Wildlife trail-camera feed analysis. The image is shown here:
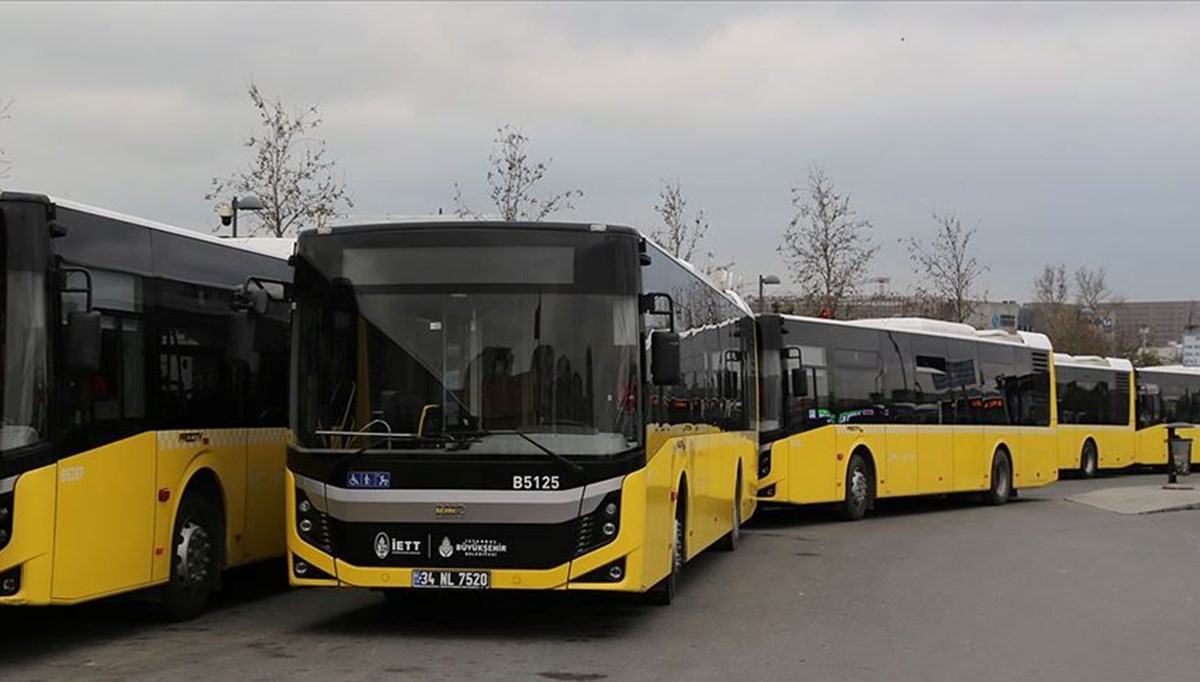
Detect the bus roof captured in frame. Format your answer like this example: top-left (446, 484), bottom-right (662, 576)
top-left (778, 314), bottom-right (1053, 351)
top-left (50, 196), bottom-right (294, 261)
top-left (1138, 365), bottom-right (1200, 377)
top-left (1053, 353), bottom-right (1134, 372)
top-left (315, 217), bottom-right (641, 238)
top-left (306, 217), bottom-right (752, 317)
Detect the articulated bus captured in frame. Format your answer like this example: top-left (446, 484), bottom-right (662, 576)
top-left (1133, 365), bottom-right (1200, 469)
top-left (0, 192), bottom-right (291, 619)
top-left (286, 220), bottom-right (757, 604)
top-left (1054, 354), bottom-right (1136, 477)
top-left (755, 315), bottom-right (1058, 520)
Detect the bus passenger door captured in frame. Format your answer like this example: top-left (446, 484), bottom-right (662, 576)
top-left (912, 339), bottom-right (953, 494)
top-left (880, 332), bottom-right (917, 496)
top-left (949, 341), bottom-right (985, 491)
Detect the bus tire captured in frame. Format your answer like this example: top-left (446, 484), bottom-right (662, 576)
top-left (647, 486), bottom-right (686, 606)
top-left (715, 468), bottom-right (742, 552)
top-left (1080, 440), bottom-right (1098, 479)
top-left (158, 493), bottom-right (220, 621)
top-left (839, 452), bottom-right (872, 521)
top-left (984, 450), bottom-right (1012, 506)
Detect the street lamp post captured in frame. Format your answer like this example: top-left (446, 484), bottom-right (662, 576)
top-left (758, 274), bottom-right (781, 313)
top-left (219, 195), bottom-right (266, 238)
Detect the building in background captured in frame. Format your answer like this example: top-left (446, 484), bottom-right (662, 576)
top-left (1112, 300), bottom-right (1200, 350)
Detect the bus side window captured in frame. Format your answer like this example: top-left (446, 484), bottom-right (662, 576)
top-left (60, 268), bottom-right (147, 447)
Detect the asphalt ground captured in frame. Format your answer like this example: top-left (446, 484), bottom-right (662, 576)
top-left (2, 471), bottom-right (1198, 682)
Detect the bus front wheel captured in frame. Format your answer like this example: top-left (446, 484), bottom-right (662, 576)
top-left (647, 496), bottom-right (685, 606)
top-left (158, 493), bottom-right (220, 620)
top-left (839, 453), bottom-right (872, 521)
top-left (715, 469), bottom-right (742, 552)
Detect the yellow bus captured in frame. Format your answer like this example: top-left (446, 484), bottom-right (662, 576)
top-left (285, 220), bottom-right (757, 604)
top-left (1133, 365), bottom-right (1200, 468)
top-left (0, 192), bottom-right (291, 619)
top-left (1054, 354), bottom-right (1136, 477)
top-left (755, 315), bottom-right (1058, 519)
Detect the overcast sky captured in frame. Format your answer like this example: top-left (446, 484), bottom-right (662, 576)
top-left (2, 2), bottom-right (1197, 300)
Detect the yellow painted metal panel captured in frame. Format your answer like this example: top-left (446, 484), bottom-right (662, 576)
top-left (243, 427), bottom-right (288, 562)
top-left (0, 465), bottom-right (57, 606)
top-left (51, 433), bottom-right (156, 601)
top-left (917, 427), bottom-right (954, 493)
top-left (152, 429), bottom-right (248, 581)
top-left (786, 427), bottom-right (840, 504)
top-left (953, 428), bottom-right (986, 492)
top-left (882, 424), bottom-right (918, 497)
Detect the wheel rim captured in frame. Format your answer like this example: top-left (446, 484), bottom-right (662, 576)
top-left (849, 466), bottom-right (868, 509)
top-left (175, 518), bottom-right (213, 591)
top-left (996, 460), bottom-right (1010, 497)
top-left (1084, 448), bottom-right (1097, 476)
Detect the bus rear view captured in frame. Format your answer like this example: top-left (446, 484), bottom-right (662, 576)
top-left (285, 220), bottom-right (755, 603)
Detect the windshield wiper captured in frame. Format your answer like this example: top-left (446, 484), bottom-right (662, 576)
top-left (446, 428), bottom-right (583, 473)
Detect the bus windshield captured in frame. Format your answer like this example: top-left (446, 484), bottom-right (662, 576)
top-left (0, 206), bottom-right (50, 454)
top-left (293, 227), bottom-right (643, 457)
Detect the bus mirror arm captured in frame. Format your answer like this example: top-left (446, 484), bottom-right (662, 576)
top-left (57, 267), bottom-right (94, 312)
top-left (232, 276), bottom-right (292, 316)
top-left (640, 292), bottom-right (676, 333)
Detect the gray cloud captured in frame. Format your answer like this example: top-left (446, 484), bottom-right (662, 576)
top-left (1, 1), bottom-right (1197, 300)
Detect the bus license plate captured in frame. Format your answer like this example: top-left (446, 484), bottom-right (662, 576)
top-left (411, 570), bottom-right (491, 589)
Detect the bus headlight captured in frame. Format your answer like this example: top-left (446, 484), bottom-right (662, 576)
top-left (0, 567), bottom-right (20, 596)
top-left (0, 489), bottom-right (13, 551)
top-left (575, 491), bottom-right (621, 557)
top-left (295, 489), bottom-right (333, 554)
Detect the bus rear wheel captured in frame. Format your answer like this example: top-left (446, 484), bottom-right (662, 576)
top-left (158, 493), bottom-right (220, 621)
top-left (1080, 441), bottom-right (1098, 479)
top-left (839, 453), bottom-right (872, 521)
top-left (984, 451), bottom-right (1012, 506)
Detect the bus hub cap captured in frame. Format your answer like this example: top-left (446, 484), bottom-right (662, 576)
top-left (850, 468), bottom-right (868, 506)
top-left (176, 520), bottom-right (212, 587)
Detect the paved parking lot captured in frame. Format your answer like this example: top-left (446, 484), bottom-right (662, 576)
top-left (3, 473), bottom-right (1198, 682)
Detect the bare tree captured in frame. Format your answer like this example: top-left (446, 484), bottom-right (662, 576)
top-left (0, 98), bottom-right (12, 179)
top-left (1075, 265), bottom-right (1125, 355)
top-left (207, 82), bottom-right (352, 237)
top-left (1033, 263), bottom-right (1072, 346)
top-left (1032, 263), bottom-right (1112, 355)
top-left (453, 125), bottom-right (581, 221)
top-left (778, 166), bottom-right (878, 319)
top-left (903, 211), bottom-right (990, 323)
top-left (650, 179), bottom-right (709, 261)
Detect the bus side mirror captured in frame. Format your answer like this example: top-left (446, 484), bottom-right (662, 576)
top-left (66, 310), bottom-right (102, 373)
top-left (227, 313), bottom-right (256, 365)
top-left (232, 285), bottom-right (270, 317)
top-left (791, 368), bottom-right (809, 397)
top-left (651, 331), bottom-right (682, 386)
